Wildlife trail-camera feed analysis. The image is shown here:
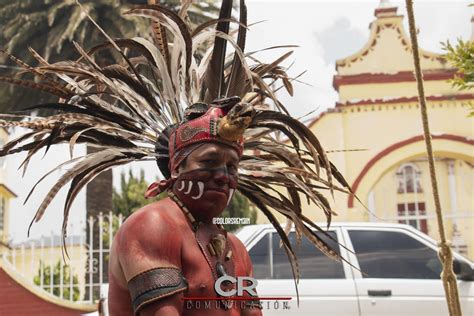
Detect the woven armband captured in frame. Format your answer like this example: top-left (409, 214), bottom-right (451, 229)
top-left (127, 267), bottom-right (188, 315)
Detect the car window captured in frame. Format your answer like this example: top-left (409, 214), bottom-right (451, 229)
top-left (248, 230), bottom-right (345, 279)
top-left (348, 230), bottom-right (442, 279)
top-left (249, 233), bottom-right (271, 279)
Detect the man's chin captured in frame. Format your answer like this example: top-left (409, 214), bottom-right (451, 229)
top-left (193, 193), bottom-right (228, 220)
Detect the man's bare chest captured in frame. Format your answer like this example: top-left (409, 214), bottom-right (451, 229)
top-left (182, 240), bottom-right (216, 296)
top-left (182, 241), bottom-right (249, 315)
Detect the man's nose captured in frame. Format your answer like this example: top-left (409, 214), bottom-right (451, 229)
top-left (212, 167), bottom-right (230, 184)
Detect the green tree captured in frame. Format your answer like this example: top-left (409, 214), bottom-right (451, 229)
top-left (0, 0), bottom-right (148, 112)
top-left (33, 260), bottom-right (80, 301)
top-left (443, 39), bottom-right (474, 116)
top-left (104, 169), bottom-right (164, 247)
top-left (112, 169), bottom-right (165, 218)
top-left (0, 0), bottom-right (221, 111)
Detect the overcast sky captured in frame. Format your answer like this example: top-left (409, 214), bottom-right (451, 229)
top-left (5, 0), bottom-right (472, 243)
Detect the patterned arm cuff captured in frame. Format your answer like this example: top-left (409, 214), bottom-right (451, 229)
top-left (127, 267), bottom-right (188, 315)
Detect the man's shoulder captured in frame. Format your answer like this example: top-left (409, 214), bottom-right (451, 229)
top-left (117, 197), bottom-right (186, 244)
top-left (113, 197), bottom-right (187, 280)
top-left (227, 231), bottom-right (252, 274)
top-left (227, 232), bottom-right (247, 252)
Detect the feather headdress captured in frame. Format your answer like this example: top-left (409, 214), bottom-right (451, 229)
top-left (0, 0), bottom-right (355, 295)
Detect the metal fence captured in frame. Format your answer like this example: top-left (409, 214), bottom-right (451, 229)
top-left (2, 212), bottom-right (124, 304)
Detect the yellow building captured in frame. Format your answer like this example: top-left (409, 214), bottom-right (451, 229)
top-left (258, 3), bottom-right (474, 260)
top-left (7, 236), bottom-right (90, 301)
top-left (0, 127), bottom-right (17, 254)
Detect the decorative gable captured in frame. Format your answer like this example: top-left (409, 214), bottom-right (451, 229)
top-left (332, 3), bottom-right (463, 103)
top-left (336, 6), bottom-right (448, 76)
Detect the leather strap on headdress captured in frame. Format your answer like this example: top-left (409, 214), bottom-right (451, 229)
top-left (144, 178), bottom-right (175, 199)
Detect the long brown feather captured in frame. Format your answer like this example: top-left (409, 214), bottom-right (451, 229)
top-left (202, 0), bottom-right (233, 102)
top-left (0, 77), bottom-right (70, 98)
top-left (238, 182), bottom-right (301, 305)
top-left (124, 5), bottom-right (193, 74)
top-left (147, 0), bottom-right (171, 71)
top-left (191, 18), bottom-right (244, 37)
top-left (225, 0), bottom-right (247, 97)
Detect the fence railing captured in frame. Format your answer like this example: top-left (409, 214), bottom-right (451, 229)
top-left (2, 212), bottom-right (124, 304)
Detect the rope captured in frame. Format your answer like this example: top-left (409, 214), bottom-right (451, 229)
top-left (405, 1), bottom-right (462, 315)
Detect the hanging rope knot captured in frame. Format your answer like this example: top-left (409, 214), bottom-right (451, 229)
top-left (437, 240), bottom-right (460, 315)
top-left (438, 241), bottom-right (455, 281)
top-left (438, 240), bottom-right (453, 261)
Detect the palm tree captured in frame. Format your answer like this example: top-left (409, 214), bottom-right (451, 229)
top-left (0, 0), bottom-right (220, 210)
top-left (0, 0), bottom-right (220, 112)
top-left (0, 0), bottom-right (219, 301)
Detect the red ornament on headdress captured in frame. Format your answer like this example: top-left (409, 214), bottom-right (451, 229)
top-left (145, 98), bottom-right (254, 198)
top-left (168, 106), bottom-right (244, 173)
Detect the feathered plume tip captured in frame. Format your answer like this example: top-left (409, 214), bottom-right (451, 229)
top-left (0, 0), bottom-right (356, 293)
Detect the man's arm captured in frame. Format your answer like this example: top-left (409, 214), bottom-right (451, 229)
top-left (116, 203), bottom-right (186, 315)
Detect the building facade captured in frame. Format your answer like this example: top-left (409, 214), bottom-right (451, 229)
top-left (0, 127), bottom-right (16, 254)
top-left (257, 3), bottom-right (474, 260)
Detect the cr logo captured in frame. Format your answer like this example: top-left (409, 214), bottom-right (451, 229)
top-left (214, 276), bottom-right (258, 297)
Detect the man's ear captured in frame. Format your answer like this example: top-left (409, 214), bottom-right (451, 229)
top-left (171, 168), bottom-right (179, 179)
top-left (171, 162), bottom-right (184, 179)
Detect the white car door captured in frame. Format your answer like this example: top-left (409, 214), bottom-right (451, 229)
top-left (342, 226), bottom-right (474, 316)
top-left (244, 227), bottom-right (359, 316)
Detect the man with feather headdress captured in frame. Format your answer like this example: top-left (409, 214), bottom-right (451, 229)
top-left (107, 98), bottom-right (264, 315)
top-left (0, 0), bottom-right (354, 315)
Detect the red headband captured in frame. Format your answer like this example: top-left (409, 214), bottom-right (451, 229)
top-left (168, 106), bottom-right (244, 173)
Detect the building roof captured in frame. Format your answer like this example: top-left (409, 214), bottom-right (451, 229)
top-left (0, 183), bottom-right (17, 198)
top-left (335, 3), bottom-right (447, 76)
top-left (303, 2), bottom-right (473, 130)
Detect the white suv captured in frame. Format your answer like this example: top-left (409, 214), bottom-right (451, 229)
top-left (236, 222), bottom-right (474, 316)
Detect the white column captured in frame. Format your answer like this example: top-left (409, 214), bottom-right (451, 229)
top-left (447, 160), bottom-right (458, 226)
top-left (447, 159), bottom-right (467, 255)
top-left (368, 190), bottom-right (376, 222)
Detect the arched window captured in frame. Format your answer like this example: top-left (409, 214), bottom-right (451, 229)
top-left (396, 163), bottom-right (427, 233)
top-left (396, 163), bottom-right (422, 193)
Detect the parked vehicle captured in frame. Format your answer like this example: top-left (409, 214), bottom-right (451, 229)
top-left (236, 222), bottom-right (474, 316)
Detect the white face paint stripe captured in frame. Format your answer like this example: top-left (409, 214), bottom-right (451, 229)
top-left (191, 181), bottom-right (204, 200)
top-left (177, 181), bottom-right (185, 191)
top-left (184, 181), bottom-right (193, 195)
top-left (227, 188), bottom-right (235, 206)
